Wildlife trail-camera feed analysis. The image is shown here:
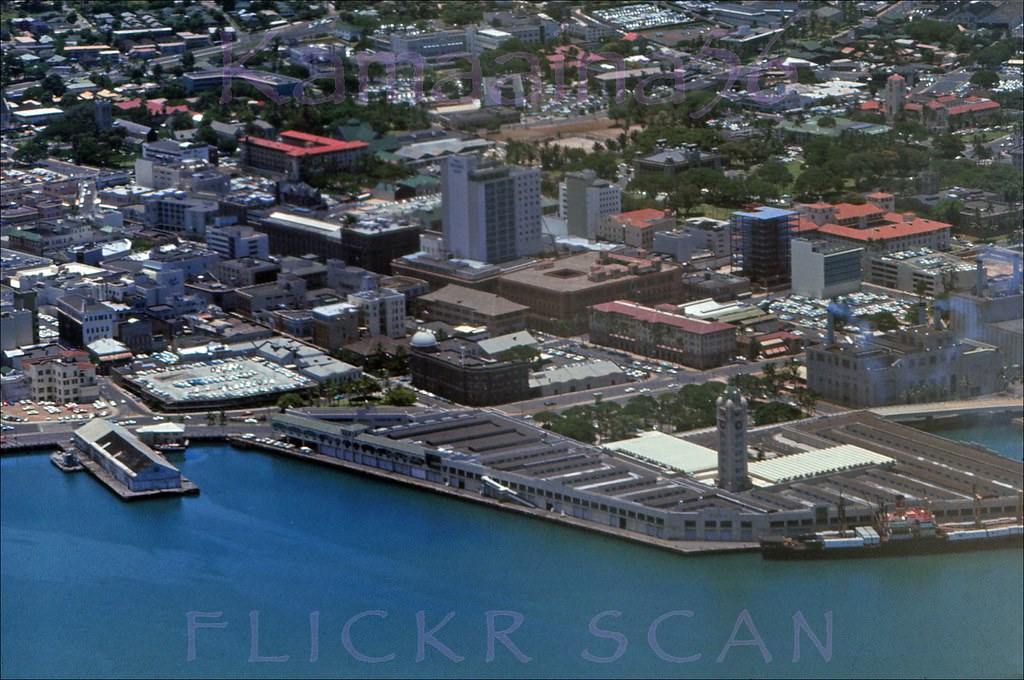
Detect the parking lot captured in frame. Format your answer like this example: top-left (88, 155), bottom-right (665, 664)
top-left (538, 338), bottom-right (686, 381)
top-left (767, 291), bottom-right (917, 336)
top-left (122, 355), bottom-right (316, 406)
top-left (1, 398), bottom-right (120, 427)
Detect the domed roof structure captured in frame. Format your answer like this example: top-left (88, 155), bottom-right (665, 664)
top-left (410, 329), bottom-right (438, 350)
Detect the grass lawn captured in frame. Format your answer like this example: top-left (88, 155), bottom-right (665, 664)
top-left (694, 203), bottom-right (734, 220)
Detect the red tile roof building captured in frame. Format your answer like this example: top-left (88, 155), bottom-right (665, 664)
top-left (240, 130), bottom-right (369, 180)
top-left (598, 208), bottom-right (675, 249)
top-left (588, 300), bottom-right (736, 369)
top-left (796, 197), bottom-right (951, 254)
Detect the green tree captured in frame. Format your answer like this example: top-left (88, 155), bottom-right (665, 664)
top-left (932, 133), bottom-right (965, 160)
top-left (276, 392), bottom-right (303, 412)
top-left (382, 386), bottom-right (417, 406)
top-left (969, 70), bottom-right (1000, 89)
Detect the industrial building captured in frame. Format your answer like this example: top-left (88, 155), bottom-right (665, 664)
top-left (73, 419), bottom-right (184, 493)
top-left (529, 359), bottom-right (628, 397)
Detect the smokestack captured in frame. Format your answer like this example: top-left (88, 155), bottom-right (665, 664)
top-left (975, 258), bottom-right (986, 296)
top-left (826, 308), bottom-right (835, 347)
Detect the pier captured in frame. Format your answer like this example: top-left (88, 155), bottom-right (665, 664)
top-left (868, 396), bottom-right (1024, 422)
top-left (227, 435), bottom-right (758, 557)
top-left (75, 454), bottom-right (199, 501)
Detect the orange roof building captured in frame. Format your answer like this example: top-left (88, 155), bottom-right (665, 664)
top-left (239, 130), bottom-right (369, 180)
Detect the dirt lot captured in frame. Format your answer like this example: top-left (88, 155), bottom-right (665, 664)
top-left (485, 116), bottom-right (640, 144)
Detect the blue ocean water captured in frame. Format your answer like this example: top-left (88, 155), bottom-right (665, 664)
top-left (2, 424), bottom-right (1022, 679)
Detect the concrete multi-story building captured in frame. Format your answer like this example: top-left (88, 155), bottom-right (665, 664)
top-left (347, 288), bottom-right (406, 339)
top-left (790, 238), bottom-right (863, 299)
top-left (140, 139), bottom-right (213, 164)
top-left (56, 295), bottom-right (116, 348)
top-left (6, 220), bottom-right (99, 257)
top-left (806, 325), bottom-right (1003, 407)
top-left (240, 130), bottom-right (369, 181)
top-left (0, 307), bottom-right (35, 351)
top-left (143, 193), bottom-right (224, 238)
top-left (259, 211), bottom-right (420, 274)
top-left (205, 225), bottom-right (270, 260)
top-left (409, 331), bottom-right (530, 406)
top-left (559, 170), bottom-right (621, 240)
top-left (311, 301), bottom-right (361, 351)
top-left (417, 284), bottom-right (528, 336)
top-left (371, 27), bottom-right (468, 61)
top-left (498, 251), bottom-right (683, 335)
top-left (589, 300), bottom-right (736, 369)
top-left (868, 248), bottom-right (977, 297)
top-left (215, 258), bottom-right (280, 288)
top-left (732, 206), bottom-right (798, 286)
top-left (684, 217), bottom-right (732, 258)
top-left (598, 209), bottom-right (675, 250)
top-left (24, 349), bottom-right (100, 404)
top-left (441, 154), bottom-right (542, 264)
top-left (234, 276), bottom-right (307, 317)
top-left (652, 229), bottom-right (699, 264)
top-left (182, 69), bottom-right (302, 97)
top-left (134, 158), bottom-right (228, 194)
top-left (948, 265), bottom-right (1023, 365)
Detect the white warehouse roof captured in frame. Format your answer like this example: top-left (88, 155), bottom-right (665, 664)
top-left (749, 444), bottom-right (895, 485)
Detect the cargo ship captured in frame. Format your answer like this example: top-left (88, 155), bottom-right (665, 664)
top-left (761, 498), bottom-right (1024, 560)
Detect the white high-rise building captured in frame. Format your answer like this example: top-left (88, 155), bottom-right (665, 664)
top-left (559, 169), bottom-right (621, 240)
top-left (347, 288), bottom-right (406, 339)
top-left (441, 154), bottom-right (542, 264)
top-left (717, 385), bottom-right (751, 492)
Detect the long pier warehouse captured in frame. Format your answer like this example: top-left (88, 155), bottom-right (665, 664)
top-left (270, 407), bottom-right (1023, 544)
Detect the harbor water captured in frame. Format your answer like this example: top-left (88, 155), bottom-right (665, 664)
top-left (2, 421), bottom-right (1022, 679)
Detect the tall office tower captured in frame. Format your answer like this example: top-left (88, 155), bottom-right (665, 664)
top-left (441, 154), bottom-right (542, 264)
